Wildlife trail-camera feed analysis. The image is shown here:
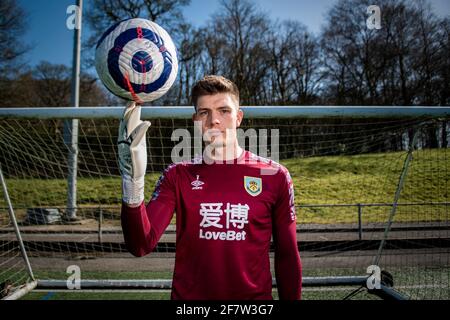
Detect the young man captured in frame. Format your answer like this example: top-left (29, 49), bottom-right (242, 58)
top-left (118, 75), bottom-right (302, 300)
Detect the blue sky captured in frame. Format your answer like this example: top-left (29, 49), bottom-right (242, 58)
top-left (17, 0), bottom-right (450, 70)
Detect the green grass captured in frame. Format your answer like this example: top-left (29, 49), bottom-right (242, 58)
top-left (32, 270), bottom-right (173, 280)
top-left (22, 289), bottom-right (372, 300)
top-left (286, 148), bottom-right (449, 223)
top-left (2, 148), bottom-right (448, 224)
top-left (0, 174), bottom-right (161, 208)
top-left (23, 291), bottom-right (172, 300)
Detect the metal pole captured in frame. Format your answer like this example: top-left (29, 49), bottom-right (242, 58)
top-left (64, 0), bottom-right (82, 220)
top-left (1, 106), bottom-right (450, 120)
top-left (37, 276), bottom-right (369, 290)
top-left (98, 208), bottom-right (103, 244)
top-left (0, 166), bottom-right (35, 281)
top-left (368, 284), bottom-right (410, 300)
top-left (357, 203), bottom-right (362, 240)
top-left (373, 127), bottom-right (421, 266)
top-left (3, 280), bottom-right (38, 300)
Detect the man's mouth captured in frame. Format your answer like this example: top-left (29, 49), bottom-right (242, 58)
top-left (206, 129), bottom-right (223, 137)
top-left (204, 129), bottom-right (225, 143)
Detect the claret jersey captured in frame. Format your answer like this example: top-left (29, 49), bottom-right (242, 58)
top-left (121, 150), bottom-right (302, 300)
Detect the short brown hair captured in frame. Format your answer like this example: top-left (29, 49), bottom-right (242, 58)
top-left (191, 75), bottom-right (239, 108)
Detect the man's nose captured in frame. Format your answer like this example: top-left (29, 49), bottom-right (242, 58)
top-left (208, 112), bottom-right (220, 126)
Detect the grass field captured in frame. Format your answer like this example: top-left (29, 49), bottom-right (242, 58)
top-left (2, 148), bottom-right (448, 224)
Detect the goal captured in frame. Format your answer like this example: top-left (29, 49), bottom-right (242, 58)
top-left (0, 106), bottom-right (449, 300)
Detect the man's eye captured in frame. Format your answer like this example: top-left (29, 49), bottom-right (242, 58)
top-left (198, 111), bottom-right (208, 116)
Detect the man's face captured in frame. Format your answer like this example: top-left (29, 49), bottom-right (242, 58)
top-left (193, 93), bottom-right (243, 147)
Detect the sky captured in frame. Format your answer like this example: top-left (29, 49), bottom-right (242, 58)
top-left (17, 0), bottom-right (450, 71)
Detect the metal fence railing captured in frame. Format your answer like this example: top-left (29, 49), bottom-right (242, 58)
top-left (2, 202), bottom-right (448, 242)
top-left (299, 202), bottom-right (450, 239)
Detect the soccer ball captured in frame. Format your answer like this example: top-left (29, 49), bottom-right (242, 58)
top-left (95, 18), bottom-right (178, 103)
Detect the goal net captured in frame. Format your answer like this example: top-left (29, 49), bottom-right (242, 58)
top-left (0, 106), bottom-right (448, 300)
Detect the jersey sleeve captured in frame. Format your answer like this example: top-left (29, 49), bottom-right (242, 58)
top-left (272, 166), bottom-right (302, 300)
top-left (121, 164), bottom-right (177, 257)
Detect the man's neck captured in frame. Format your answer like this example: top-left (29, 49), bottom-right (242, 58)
top-left (204, 143), bottom-right (244, 163)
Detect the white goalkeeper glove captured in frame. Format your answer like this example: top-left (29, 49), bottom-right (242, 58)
top-left (118, 102), bottom-right (151, 206)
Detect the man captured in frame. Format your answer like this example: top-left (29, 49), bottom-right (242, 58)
top-left (119, 75), bottom-right (302, 300)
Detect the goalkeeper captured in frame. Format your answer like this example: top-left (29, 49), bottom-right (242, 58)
top-left (119, 75), bottom-right (302, 300)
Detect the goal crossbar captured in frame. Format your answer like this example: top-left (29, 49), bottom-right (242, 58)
top-left (35, 276), bottom-right (409, 300)
top-left (36, 276), bottom-right (369, 290)
top-left (0, 106), bottom-right (449, 119)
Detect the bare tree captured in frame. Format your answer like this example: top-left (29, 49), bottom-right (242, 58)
top-left (0, 0), bottom-right (29, 74)
top-left (320, 0), bottom-right (448, 107)
top-left (33, 62), bottom-right (72, 107)
top-left (85, 0), bottom-right (189, 37)
top-left (0, 0), bottom-right (31, 106)
top-left (438, 17), bottom-right (450, 107)
top-left (409, 0), bottom-right (448, 106)
top-left (32, 62), bottom-right (110, 107)
top-left (201, 0), bottom-right (271, 105)
top-left (321, 0), bottom-right (382, 105)
top-left (175, 23), bottom-right (203, 105)
top-left (265, 21), bottom-right (295, 105)
top-left (267, 21), bottom-right (322, 105)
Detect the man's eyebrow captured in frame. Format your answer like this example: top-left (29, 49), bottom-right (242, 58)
top-left (196, 105), bottom-right (233, 111)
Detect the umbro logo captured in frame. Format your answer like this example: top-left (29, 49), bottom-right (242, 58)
top-left (191, 175), bottom-right (204, 190)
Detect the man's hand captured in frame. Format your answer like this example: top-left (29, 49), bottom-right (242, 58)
top-left (118, 102), bottom-right (151, 206)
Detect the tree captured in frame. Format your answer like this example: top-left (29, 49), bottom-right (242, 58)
top-left (320, 0), bottom-right (387, 105)
top-left (320, 0), bottom-right (449, 107)
top-left (266, 20), bottom-right (322, 105)
top-left (0, 0), bottom-right (29, 75)
top-left (201, 0), bottom-right (271, 105)
top-left (33, 62), bottom-right (72, 107)
top-left (85, 0), bottom-right (190, 32)
top-left (437, 17), bottom-right (450, 107)
top-left (174, 23), bottom-right (203, 105)
top-left (0, 0), bottom-right (31, 106)
top-left (0, 60), bottom-right (112, 108)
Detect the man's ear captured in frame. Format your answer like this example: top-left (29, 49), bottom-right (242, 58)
top-left (192, 112), bottom-right (197, 122)
top-left (236, 109), bottom-right (244, 127)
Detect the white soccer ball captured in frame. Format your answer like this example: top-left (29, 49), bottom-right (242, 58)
top-left (95, 18), bottom-right (178, 103)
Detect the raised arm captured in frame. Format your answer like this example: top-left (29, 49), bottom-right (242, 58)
top-left (120, 180), bottom-right (176, 257)
top-left (118, 102), bottom-right (175, 257)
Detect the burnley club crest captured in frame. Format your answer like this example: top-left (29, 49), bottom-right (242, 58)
top-left (244, 176), bottom-right (262, 197)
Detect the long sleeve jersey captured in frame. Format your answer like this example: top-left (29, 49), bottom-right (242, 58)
top-left (121, 150), bottom-right (302, 300)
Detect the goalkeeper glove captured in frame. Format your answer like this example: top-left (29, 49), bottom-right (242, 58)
top-left (118, 102), bottom-right (151, 205)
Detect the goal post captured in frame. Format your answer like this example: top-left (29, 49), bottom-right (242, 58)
top-left (0, 106), bottom-right (449, 300)
top-left (1, 106), bottom-right (449, 119)
top-left (0, 165), bottom-right (36, 300)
